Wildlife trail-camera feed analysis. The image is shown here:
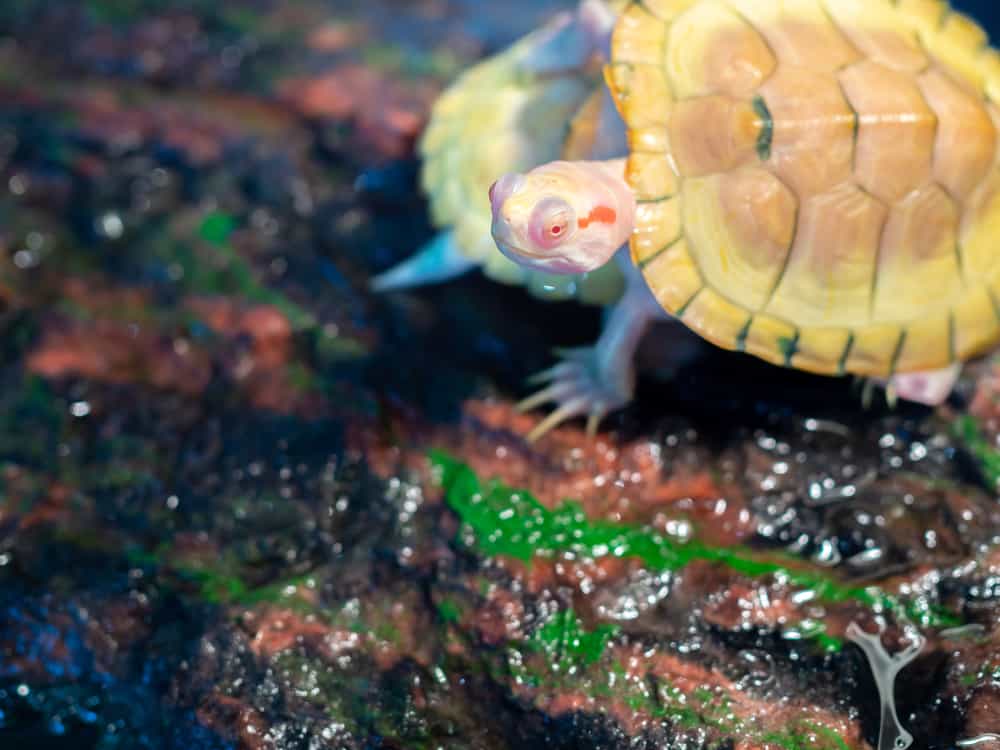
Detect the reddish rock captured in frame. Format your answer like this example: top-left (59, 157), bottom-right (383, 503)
top-left (278, 64), bottom-right (435, 159)
top-left (0, 602), bottom-right (83, 684)
top-left (28, 317), bottom-right (213, 396)
top-left (242, 608), bottom-right (351, 660)
top-left (195, 692), bottom-right (269, 750)
top-left (702, 581), bottom-right (803, 631)
top-left (81, 596), bottom-right (154, 675)
top-left (307, 22), bottom-right (366, 53)
top-left (186, 298), bottom-right (293, 368)
top-left (964, 685), bottom-right (1000, 741)
top-left (470, 586), bottom-right (527, 645)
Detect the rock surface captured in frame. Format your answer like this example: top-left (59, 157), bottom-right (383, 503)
top-left (0, 1), bottom-right (999, 749)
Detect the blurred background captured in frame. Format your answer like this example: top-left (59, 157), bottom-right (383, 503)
top-left (2, 2), bottom-right (1000, 749)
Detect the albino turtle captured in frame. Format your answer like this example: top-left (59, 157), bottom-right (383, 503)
top-left (374, 0), bottom-right (697, 440)
top-left (372, 0), bottom-right (628, 307)
top-left (492, 0), bottom-right (1000, 436)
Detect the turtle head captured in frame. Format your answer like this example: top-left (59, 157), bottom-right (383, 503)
top-left (489, 161), bottom-right (633, 275)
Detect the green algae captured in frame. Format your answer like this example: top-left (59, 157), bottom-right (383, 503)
top-left (125, 541), bottom-right (322, 611)
top-left (763, 722), bottom-right (853, 750)
top-left (144, 211), bottom-right (320, 332)
top-left (955, 414), bottom-right (1000, 488)
top-left (507, 624), bottom-right (853, 750)
top-left (528, 609), bottom-right (619, 673)
top-left (198, 211), bottom-right (237, 246)
top-left (189, 213), bottom-right (367, 360)
top-left (432, 451), bottom-right (962, 651)
top-left (0, 377), bottom-right (70, 471)
top-left (194, 212), bottom-right (317, 331)
top-left (503, 612), bottom-right (618, 690)
top-left (960, 661), bottom-right (1000, 688)
top-left (437, 598), bottom-right (461, 624)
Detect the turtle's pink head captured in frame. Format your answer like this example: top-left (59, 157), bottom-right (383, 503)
top-left (489, 160), bottom-right (634, 274)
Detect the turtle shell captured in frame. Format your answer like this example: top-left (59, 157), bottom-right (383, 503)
top-left (608, 0), bottom-right (1000, 376)
top-left (420, 12), bottom-right (626, 305)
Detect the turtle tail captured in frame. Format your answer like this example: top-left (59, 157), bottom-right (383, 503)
top-left (369, 231), bottom-right (476, 293)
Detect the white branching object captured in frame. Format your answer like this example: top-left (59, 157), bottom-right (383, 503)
top-left (846, 622), bottom-right (926, 750)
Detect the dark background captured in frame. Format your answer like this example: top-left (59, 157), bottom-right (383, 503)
top-left (957, 0), bottom-right (1000, 30)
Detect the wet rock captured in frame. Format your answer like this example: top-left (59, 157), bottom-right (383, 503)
top-left (279, 64), bottom-right (436, 161)
top-left (0, 0), bottom-right (999, 748)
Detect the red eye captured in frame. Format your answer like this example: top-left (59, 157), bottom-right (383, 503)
top-left (529, 198), bottom-right (575, 249)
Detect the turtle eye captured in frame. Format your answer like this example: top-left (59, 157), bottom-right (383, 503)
top-left (529, 197), bottom-right (575, 250)
top-left (546, 218), bottom-right (568, 239)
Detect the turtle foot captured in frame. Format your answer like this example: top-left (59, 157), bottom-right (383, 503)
top-left (517, 347), bottom-right (633, 442)
top-left (863, 363), bottom-right (962, 408)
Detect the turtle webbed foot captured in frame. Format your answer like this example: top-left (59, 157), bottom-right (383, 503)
top-left (517, 346), bottom-right (633, 442)
top-left (888, 363), bottom-right (962, 406)
top-left (863, 363), bottom-right (962, 408)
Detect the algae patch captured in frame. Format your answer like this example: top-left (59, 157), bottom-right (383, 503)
top-left (195, 212), bottom-right (316, 331)
top-left (955, 415), bottom-right (1000, 488)
top-left (431, 450), bottom-right (962, 649)
top-left (529, 609), bottom-right (619, 673)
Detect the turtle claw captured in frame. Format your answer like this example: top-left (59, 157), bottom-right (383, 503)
top-left (519, 346), bottom-right (632, 442)
top-left (516, 382), bottom-right (574, 413)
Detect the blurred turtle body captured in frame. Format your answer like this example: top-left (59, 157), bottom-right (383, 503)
top-left (372, 0), bottom-right (628, 305)
top-left (492, 0), bottom-right (1000, 435)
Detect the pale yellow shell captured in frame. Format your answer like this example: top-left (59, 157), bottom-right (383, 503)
top-left (420, 15), bottom-right (626, 305)
top-left (609, 0), bottom-right (1000, 376)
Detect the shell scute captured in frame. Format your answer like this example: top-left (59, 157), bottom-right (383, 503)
top-left (843, 324), bottom-right (904, 377)
top-left (839, 61), bottom-right (937, 203)
top-left (681, 168), bottom-right (797, 311)
top-left (895, 0), bottom-right (948, 39)
top-left (822, 0), bottom-right (929, 73)
top-left (959, 170), bottom-right (1000, 282)
top-left (606, 63), bottom-right (673, 127)
top-left (613, 4), bottom-right (667, 65)
top-left (680, 288), bottom-right (751, 350)
top-left (766, 182), bottom-right (887, 328)
top-left (727, 0), bottom-right (861, 73)
top-left (628, 150), bottom-right (678, 200)
top-left (666, 1), bottom-right (776, 99)
top-left (873, 184), bottom-right (962, 324)
top-left (632, 199), bottom-right (683, 264)
top-left (921, 11), bottom-right (990, 90)
top-left (918, 68), bottom-right (997, 200)
top-left (642, 238), bottom-right (704, 311)
top-left (954, 287), bottom-right (1000, 360)
top-left (793, 327), bottom-right (854, 373)
top-left (668, 96), bottom-right (762, 176)
top-left (742, 315), bottom-right (799, 369)
top-left (895, 315), bottom-right (951, 373)
top-left (757, 69), bottom-right (856, 197)
top-left (641, 0), bottom-right (702, 23)
top-left (628, 125), bottom-right (671, 154)
top-left (981, 48), bottom-right (1000, 103)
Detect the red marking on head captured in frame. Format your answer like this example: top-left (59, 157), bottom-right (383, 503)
top-left (577, 205), bottom-right (617, 229)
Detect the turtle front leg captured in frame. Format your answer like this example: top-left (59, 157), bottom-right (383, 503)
top-left (518, 254), bottom-right (665, 441)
